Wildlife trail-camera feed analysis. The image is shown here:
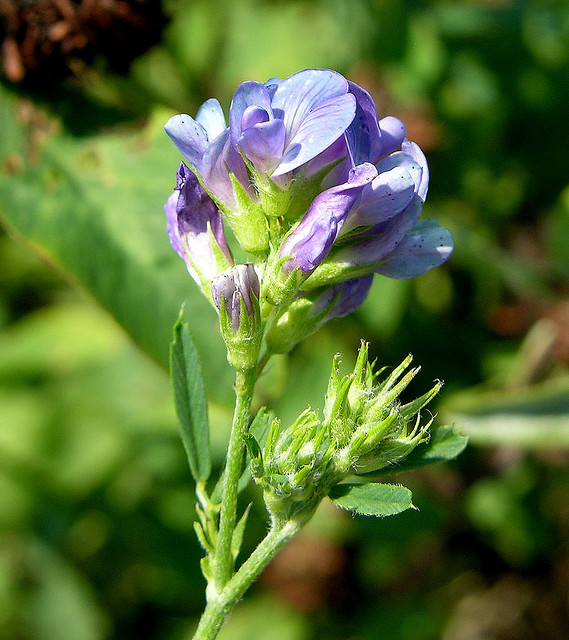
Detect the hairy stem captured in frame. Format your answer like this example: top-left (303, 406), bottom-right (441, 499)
top-left (192, 519), bottom-right (302, 640)
top-left (211, 368), bottom-right (257, 594)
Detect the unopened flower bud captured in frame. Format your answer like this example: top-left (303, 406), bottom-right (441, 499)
top-left (211, 264), bottom-right (262, 370)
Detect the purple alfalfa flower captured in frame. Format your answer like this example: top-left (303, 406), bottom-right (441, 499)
top-left (164, 100), bottom-right (252, 209)
top-left (276, 136), bottom-right (430, 279)
top-left (229, 69), bottom-right (357, 181)
top-left (165, 163), bottom-right (233, 289)
top-left (330, 201), bottom-right (453, 281)
top-left (313, 81), bottom-right (407, 187)
top-left (287, 128), bottom-right (451, 286)
top-left (327, 141), bottom-right (453, 280)
top-left (278, 163), bottom-right (378, 274)
top-left (211, 264), bottom-right (262, 370)
top-left (338, 139), bottom-right (429, 236)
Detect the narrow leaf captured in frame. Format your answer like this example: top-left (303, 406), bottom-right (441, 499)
top-left (231, 503), bottom-right (252, 561)
top-left (329, 482), bottom-right (415, 517)
top-left (170, 308), bottom-right (211, 481)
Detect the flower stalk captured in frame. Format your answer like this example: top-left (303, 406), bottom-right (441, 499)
top-left (211, 367), bottom-right (257, 596)
top-left (162, 68), bottom-right (464, 640)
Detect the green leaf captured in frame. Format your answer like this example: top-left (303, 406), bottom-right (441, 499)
top-left (442, 376), bottom-right (569, 448)
top-left (231, 503), bottom-right (252, 562)
top-left (328, 482), bottom-right (415, 517)
top-left (170, 309), bottom-right (211, 481)
top-left (0, 87), bottom-right (232, 401)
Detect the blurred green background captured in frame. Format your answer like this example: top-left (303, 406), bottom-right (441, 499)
top-left (1, 0), bottom-right (569, 638)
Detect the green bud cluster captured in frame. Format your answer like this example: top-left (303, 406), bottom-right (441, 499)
top-left (246, 342), bottom-right (442, 524)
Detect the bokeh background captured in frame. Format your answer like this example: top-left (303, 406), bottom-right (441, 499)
top-left (1, 0), bottom-right (569, 638)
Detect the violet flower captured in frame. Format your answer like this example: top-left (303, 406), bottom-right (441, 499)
top-left (165, 163), bottom-right (233, 289)
top-left (164, 69), bottom-right (453, 340)
top-left (276, 82), bottom-right (452, 290)
top-left (279, 163), bottom-right (377, 274)
top-left (164, 100), bottom-right (252, 209)
top-left (229, 69), bottom-right (356, 181)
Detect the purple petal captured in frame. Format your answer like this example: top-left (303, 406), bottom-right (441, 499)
top-left (326, 276), bottom-right (374, 319)
top-left (302, 135), bottom-right (349, 181)
top-left (212, 264), bottom-right (260, 330)
top-left (201, 129), bottom-right (253, 207)
top-left (334, 195), bottom-right (424, 266)
top-left (280, 215), bottom-right (338, 275)
top-left (401, 140), bottom-right (429, 201)
top-left (164, 114), bottom-right (209, 170)
top-left (241, 105), bottom-right (271, 129)
top-left (264, 77), bottom-right (282, 99)
top-left (280, 163), bottom-right (377, 273)
top-left (165, 189), bottom-right (185, 260)
top-left (375, 220), bottom-right (453, 279)
top-left (237, 118), bottom-right (286, 174)
top-left (271, 69), bottom-right (356, 176)
top-left (196, 98), bottom-right (227, 141)
top-left (229, 81), bottom-right (273, 144)
top-left (343, 166), bottom-right (416, 232)
top-left (345, 81), bottom-right (383, 166)
top-left (376, 146), bottom-right (429, 203)
top-left (176, 169), bottom-right (233, 276)
top-left (378, 116), bottom-right (406, 157)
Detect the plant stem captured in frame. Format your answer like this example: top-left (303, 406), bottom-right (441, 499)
top-left (212, 367), bottom-right (257, 594)
top-left (192, 519), bottom-right (302, 640)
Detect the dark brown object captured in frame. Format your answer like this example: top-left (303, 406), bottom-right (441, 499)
top-left (0, 0), bottom-right (166, 86)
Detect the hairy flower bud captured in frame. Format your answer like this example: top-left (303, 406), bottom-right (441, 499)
top-left (250, 343), bottom-right (443, 523)
top-left (211, 264), bottom-right (262, 370)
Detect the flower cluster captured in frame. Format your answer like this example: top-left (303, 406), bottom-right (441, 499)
top-left (246, 342), bottom-right (440, 523)
top-left (164, 69), bottom-right (453, 363)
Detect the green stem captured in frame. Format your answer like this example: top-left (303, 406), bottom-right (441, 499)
top-left (212, 368), bottom-right (257, 593)
top-left (192, 519), bottom-right (302, 640)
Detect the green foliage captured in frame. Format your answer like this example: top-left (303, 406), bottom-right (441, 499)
top-left (329, 483), bottom-right (415, 518)
top-left (171, 309), bottom-right (211, 482)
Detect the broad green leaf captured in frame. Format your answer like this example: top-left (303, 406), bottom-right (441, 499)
top-left (328, 482), bottom-right (415, 517)
top-left (170, 309), bottom-right (211, 481)
top-left (0, 86), bottom-right (232, 401)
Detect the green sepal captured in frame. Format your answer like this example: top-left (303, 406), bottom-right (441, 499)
top-left (222, 171), bottom-right (269, 254)
top-left (170, 308), bottom-right (211, 482)
top-left (284, 156), bottom-right (346, 223)
top-left (243, 433), bottom-right (264, 479)
top-left (200, 556), bottom-right (214, 583)
top-left (329, 482), bottom-right (416, 517)
top-left (264, 286), bottom-right (338, 354)
top-left (264, 256), bottom-right (306, 306)
top-left (302, 258), bottom-right (381, 290)
top-left (217, 290), bottom-right (262, 371)
top-left (193, 520), bottom-right (213, 555)
top-left (245, 158), bottom-right (292, 220)
top-left (399, 381), bottom-right (444, 418)
top-left (351, 424), bottom-right (430, 475)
